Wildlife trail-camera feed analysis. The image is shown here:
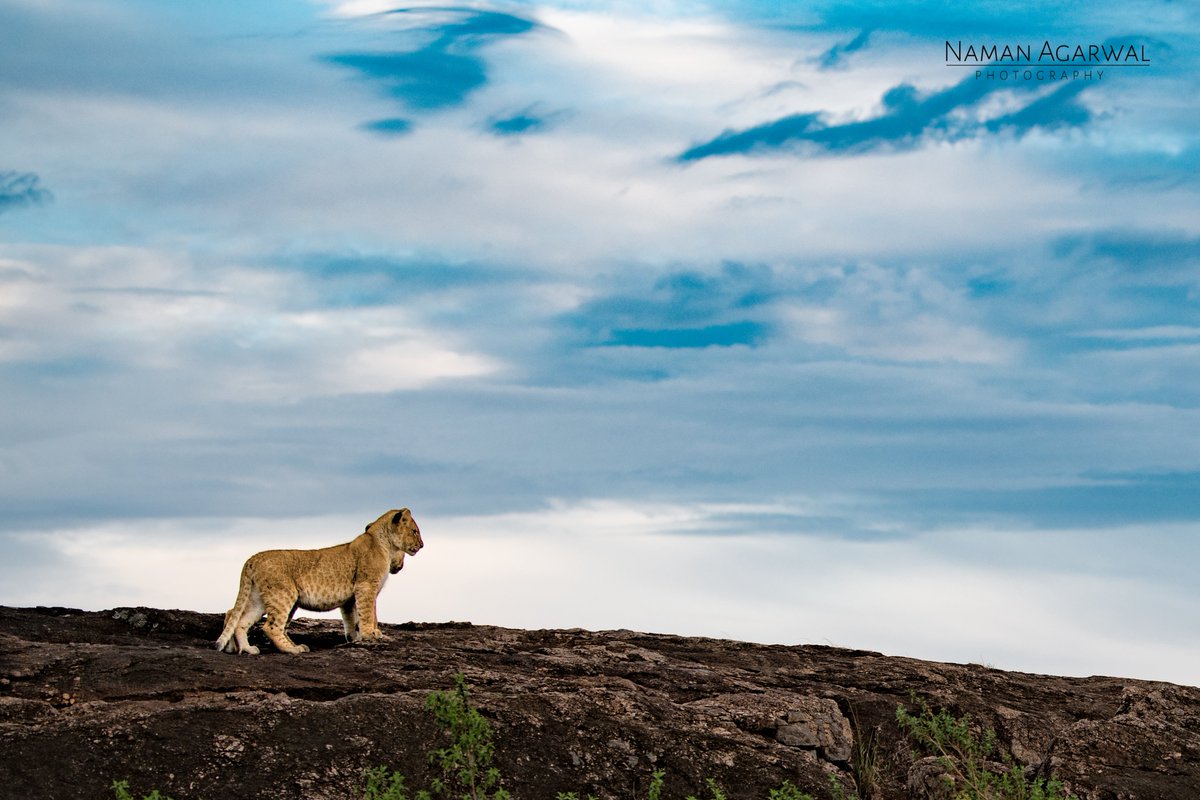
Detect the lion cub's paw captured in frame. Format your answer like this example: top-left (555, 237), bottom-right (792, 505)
top-left (242, 645), bottom-right (261, 655)
top-left (293, 644), bottom-right (310, 654)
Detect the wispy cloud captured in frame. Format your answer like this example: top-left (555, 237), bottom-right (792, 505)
top-left (606, 321), bottom-right (767, 349)
top-left (0, 171), bottom-right (52, 213)
top-left (898, 471), bottom-right (1200, 528)
top-left (563, 264), bottom-right (774, 350)
top-left (679, 73), bottom-right (1093, 160)
top-left (325, 7), bottom-right (539, 128)
top-left (984, 82), bottom-right (1091, 136)
top-left (1053, 230), bottom-right (1200, 273)
top-left (488, 105), bottom-right (566, 136)
top-left (278, 250), bottom-right (531, 311)
top-left (360, 116), bottom-right (413, 136)
top-left (818, 29), bottom-right (871, 69)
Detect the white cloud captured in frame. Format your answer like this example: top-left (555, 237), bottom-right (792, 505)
top-left (3, 2), bottom-right (1183, 275)
top-left (0, 244), bottom-right (503, 399)
top-left (6, 503), bottom-right (1197, 686)
top-left (537, 9), bottom-right (784, 96)
top-left (338, 340), bottom-right (498, 393)
top-left (783, 263), bottom-right (1020, 364)
top-left (788, 305), bottom-right (1017, 364)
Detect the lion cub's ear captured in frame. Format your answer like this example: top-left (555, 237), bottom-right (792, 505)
top-left (366, 509), bottom-right (399, 533)
top-left (391, 508), bottom-right (411, 525)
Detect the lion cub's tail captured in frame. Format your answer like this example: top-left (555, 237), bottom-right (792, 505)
top-left (214, 562), bottom-right (254, 653)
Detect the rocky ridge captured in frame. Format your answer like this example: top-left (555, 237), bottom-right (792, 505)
top-left (1, 606), bottom-right (1198, 800)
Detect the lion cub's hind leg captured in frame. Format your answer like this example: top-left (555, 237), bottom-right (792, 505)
top-left (339, 598), bottom-right (360, 642)
top-left (261, 593), bottom-right (309, 654)
top-left (231, 588), bottom-right (266, 655)
top-left (219, 608), bottom-right (237, 653)
top-left (216, 574), bottom-right (265, 655)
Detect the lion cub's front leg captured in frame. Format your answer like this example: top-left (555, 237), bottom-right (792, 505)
top-left (353, 580), bottom-right (387, 642)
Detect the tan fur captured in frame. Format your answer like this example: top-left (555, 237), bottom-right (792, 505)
top-left (215, 508), bottom-right (424, 655)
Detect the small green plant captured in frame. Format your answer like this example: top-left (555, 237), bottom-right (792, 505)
top-left (363, 673), bottom-right (509, 800)
top-left (557, 767), bottom-right (663, 800)
top-left (111, 780), bottom-right (174, 800)
top-left (846, 706), bottom-right (880, 800)
top-left (685, 777), bottom-right (728, 800)
top-left (361, 766), bottom-right (429, 800)
top-left (896, 698), bottom-right (1075, 800)
top-left (683, 777), bottom-right (818, 800)
top-left (768, 779), bottom-right (815, 800)
top-left (646, 770), bottom-right (665, 800)
top-left (425, 673), bottom-right (511, 800)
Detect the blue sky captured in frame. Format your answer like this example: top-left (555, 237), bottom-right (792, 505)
top-left (1, 0), bottom-right (1198, 684)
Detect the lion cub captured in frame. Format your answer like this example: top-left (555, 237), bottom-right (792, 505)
top-left (215, 508), bottom-right (424, 655)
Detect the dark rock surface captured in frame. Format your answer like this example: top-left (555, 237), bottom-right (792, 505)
top-left (1, 606), bottom-right (1197, 800)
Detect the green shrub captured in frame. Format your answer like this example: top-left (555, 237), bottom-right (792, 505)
top-left (111, 780), bottom-right (174, 800)
top-left (896, 699), bottom-right (1075, 800)
top-left (646, 770), bottom-right (665, 800)
top-left (361, 765), bottom-right (431, 800)
top-left (555, 767), bottom-right (664, 800)
top-left (686, 777), bottom-right (729, 800)
top-left (768, 780), bottom-right (815, 800)
top-left (845, 706), bottom-right (880, 800)
top-left (364, 673), bottom-right (508, 800)
top-left (365, 680), bottom-right (825, 800)
top-left (424, 673), bottom-right (510, 800)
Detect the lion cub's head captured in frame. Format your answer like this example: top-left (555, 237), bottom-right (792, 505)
top-left (367, 508), bottom-right (424, 565)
